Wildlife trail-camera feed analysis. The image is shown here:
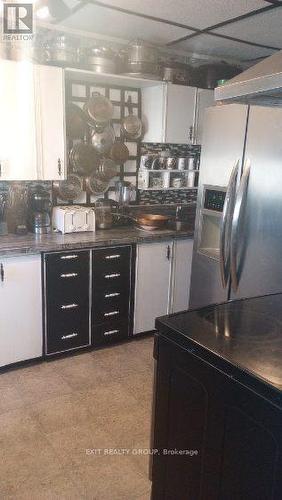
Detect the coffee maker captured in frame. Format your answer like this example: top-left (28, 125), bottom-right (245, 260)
top-left (28, 186), bottom-right (51, 234)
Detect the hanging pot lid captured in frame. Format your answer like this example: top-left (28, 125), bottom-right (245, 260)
top-left (109, 141), bottom-right (130, 163)
top-left (66, 103), bottom-right (88, 139)
top-left (85, 173), bottom-right (110, 195)
top-left (53, 174), bottom-right (83, 202)
top-left (91, 125), bottom-right (115, 155)
top-left (69, 143), bottom-right (100, 176)
top-left (84, 92), bottom-right (114, 124)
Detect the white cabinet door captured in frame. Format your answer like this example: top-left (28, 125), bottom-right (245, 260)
top-left (194, 89), bottom-right (214, 145)
top-left (0, 60), bottom-right (39, 180)
top-left (142, 85), bottom-right (166, 143)
top-left (165, 84), bottom-right (197, 144)
top-left (36, 65), bottom-right (66, 180)
top-left (0, 255), bottom-right (42, 368)
top-left (134, 241), bottom-right (172, 335)
top-left (171, 239), bottom-right (194, 313)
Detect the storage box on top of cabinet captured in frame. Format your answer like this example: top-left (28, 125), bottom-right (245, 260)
top-left (0, 60), bottom-right (66, 181)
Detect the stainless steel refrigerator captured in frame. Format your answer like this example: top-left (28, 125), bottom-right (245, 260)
top-left (190, 103), bottom-right (282, 309)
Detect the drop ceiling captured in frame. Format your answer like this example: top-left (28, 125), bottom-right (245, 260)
top-left (56, 0), bottom-right (282, 63)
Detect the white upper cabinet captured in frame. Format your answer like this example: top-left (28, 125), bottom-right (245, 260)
top-left (0, 60), bottom-right (39, 180)
top-left (194, 88), bottom-right (214, 145)
top-left (36, 65), bottom-right (66, 180)
top-left (0, 60), bottom-right (66, 181)
top-left (142, 83), bottom-right (214, 145)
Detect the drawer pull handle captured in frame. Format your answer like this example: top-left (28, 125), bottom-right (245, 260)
top-left (105, 273), bottom-right (120, 279)
top-left (104, 329), bottom-right (119, 336)
top-left (60, 255), bottom-right (78, 260)
top-left (105, 292), bottom-right (120, 298)
top-left (61, 332), bottom-right (78, 340)
top-left (105, 254), bottom-right (121, 260)
top-left (104, 310), bottom-right (119, 317)
top-left (60, 273), bottom-right (78, 278)
top-left (60, 303), bottom-right (78, 310)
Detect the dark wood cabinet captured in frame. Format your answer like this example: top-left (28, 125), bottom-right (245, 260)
top-left (151, 335), bottom-right (282, 500)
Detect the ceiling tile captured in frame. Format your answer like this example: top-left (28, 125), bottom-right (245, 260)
top-left (213, 8), bottom-right (282, 49)
top-left (91, 0), bottom-right (268, 30)
top-left (61, 3), bottom-right (193, 43)
top-left (173, 34), bottom-right (275, 61)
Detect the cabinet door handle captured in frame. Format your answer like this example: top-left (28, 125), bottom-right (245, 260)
top-left (166, 245), bottom-right (171, 260)
top-left (105, 273), bottom-right (120, 279)
top-left (104, 310), bottom-right (119, 317)
top-left (60, 303), bottom-right (78, 310)
top-left (105, 292), bottom-right (120, 298)
top-left (105, 254), bottom-right (121, 260)
top-left (189, 125), bottom-right (193, 142)
top-left (61, 332), bottom-right (78, 340)
top-left (60, 254), bottom-right (78, 260)
top-left (0, 263), bottom-right (4, 282)
top-left (104, 329), bottom-right (119, 336)
top-left (60, 272), bottom-right (78, 279)
top-left (58, 158), bottom-right (62, 176)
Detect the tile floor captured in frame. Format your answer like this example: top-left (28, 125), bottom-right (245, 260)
top-left (0, 336), bottom-right (154, 499)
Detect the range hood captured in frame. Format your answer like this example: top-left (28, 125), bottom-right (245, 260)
top-left (215, 50), bottom-right (282, 107)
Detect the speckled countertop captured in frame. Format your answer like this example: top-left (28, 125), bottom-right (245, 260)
top-left (0, 227), bottom-right (194, 256)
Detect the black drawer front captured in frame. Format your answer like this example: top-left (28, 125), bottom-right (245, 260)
top-left (46, 318), bottom-right (90, 355)
top-left (92, 267), bottom-right (130, 289)
top-left (92, 288), bottom-right (130, 324)
top-left (93, 246), bottom-right (131, 270)
top-left (45, 251), bottom-right (90, 302)
top-left (92, 320), bottom-right (129, 346)
top-left (46, 250), bottom-right (90, 274)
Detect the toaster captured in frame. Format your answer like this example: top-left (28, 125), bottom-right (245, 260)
top-left (52, 206), bottom-right (96, 234)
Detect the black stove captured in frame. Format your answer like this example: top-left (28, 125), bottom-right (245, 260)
top-left (156, 293), bottom-right (282, 406)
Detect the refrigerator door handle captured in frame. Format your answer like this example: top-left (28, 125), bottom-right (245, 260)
top-left (219, 160), bottom-right (240, 288)
top-left (230, 160), bottom-right (251, 291)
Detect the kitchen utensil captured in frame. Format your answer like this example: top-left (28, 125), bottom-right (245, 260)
top-left (45, 35), bottom-right (77, 66)
top-left (162, 62), bottom-right (193, 85)
top-left (177, 157), bottom-right (188, 170)
top-left (91, 124), bottom-right (115, 155)
top-left (85, 174), bottom-right (110, 195)
top-left (84, 92), bottom-right (114, 125)
top-left (30, 211), bottom-right (51, 234)
top-left (52, 206), bottom-right (96, 234)
top-left (166, 157), bottom-right (177, 170)
top-left (187, 171), bottom-right (196, 188)
top-left (115, 181), bottom-right (136, 205)
top-left (126, 39), bottom-right (160, 77)
top-left (83, 46), bottom-right (116, 73)
top-left (66, 103), bottom-right (88, 139)
top-left (151, 150), bottom-right (169, 170)
top-left (151, 177), bottom-right (163, 189)
top-left (171, 177), bottom-right (184, 189)
top-left (0, 193), bottom-right (8, 235)
top-left (136, 214), bottom-right (169, 229)
top-left (95, 199), bottom-right (114, 229)
top-left (187, 157), bottom-right (195, 170)
top-left (69, 143), bottom-right (100, 176)
top-left (98, 158), bottom-right (118, 180)
top-left (109, 141), bottom-right (130, 163)
top-left (140, 154), bottom-right (155, 170)
top-left (30, 187), bottom-right (52, 212)
top-left (121, 96), bottom-right (142, 139)
top-left (53, 174), bottom-right (83, 202)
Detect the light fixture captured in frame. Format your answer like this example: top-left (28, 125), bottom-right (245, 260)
top-left (35, 0), bottom-right (71, 21)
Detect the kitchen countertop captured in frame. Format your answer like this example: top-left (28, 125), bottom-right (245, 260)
top-left (156, 293), bottom-right (282, 407)
top-left (0, 226), bottom-right (194, 256)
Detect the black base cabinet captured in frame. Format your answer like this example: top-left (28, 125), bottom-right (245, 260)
top-left (92, 245), bottom-right (135, 347)
top-left (151, 335), bottom-right (282, 500)
top-left (43, 250), bottom-right (91, 355)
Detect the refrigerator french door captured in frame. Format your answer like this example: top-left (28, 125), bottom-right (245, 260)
top-left (190, 103), bottom-right (282, 309)
top-left (230, 106), bottom-right (282, 300)
top-left (190, 104), bottom-right (249, 308)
